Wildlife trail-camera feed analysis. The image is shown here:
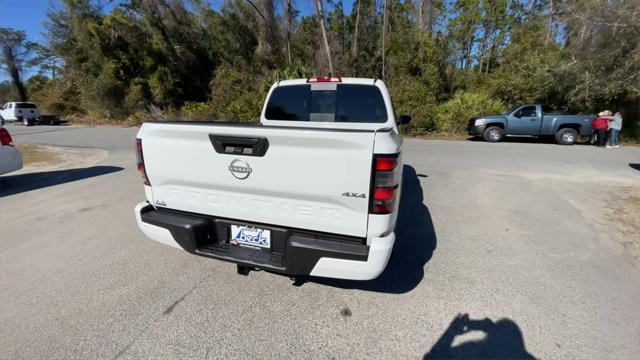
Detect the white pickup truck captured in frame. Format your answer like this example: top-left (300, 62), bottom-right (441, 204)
top-left (0, 102), bottom-right (40, 126)
top-left (134, 77), bottom-right (411, 280)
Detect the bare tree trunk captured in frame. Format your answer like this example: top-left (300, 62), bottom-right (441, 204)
top-left (352, 0), bottom-right (361, 58)
top-left (425, 0), bottom-right (433, 37)
top-left (315, 0), bottom-right (334, 74)
top-left (286, 0), bottom-right (293, 66)
top-left (418, 0), bottom-right (424, 30)
top-left (477, 25), bottom-right (492, 73)
top-left (258, 0), bottom-right (277, 57)
top-left (526, 0), bottom-right (536, 18)
top-left (485, 38), bottom-right (496, 74)
top-left (545, 0), bottom-right (554, 45)
top-left (2, 46), bottom-right (27, 101)
top-left (382, 0), bottom-right (388, 79)
top-left (464, 35), bottom-right (474, 69)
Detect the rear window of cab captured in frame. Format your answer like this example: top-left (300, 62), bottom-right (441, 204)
top-left (265, 84), bottom-right (388, 123)
top-left (15, 103), bottom-right (37, 109)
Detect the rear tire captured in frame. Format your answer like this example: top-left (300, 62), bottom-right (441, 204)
top-left (555, 128), bottom-right (578, 145)
top-left (483, 126), bottom-right (504, 142)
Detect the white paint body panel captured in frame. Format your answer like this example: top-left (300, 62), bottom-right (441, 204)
top-left (139, 123), bottom-right (377, 237)
top-left (134, 202), bottom-right (180, 249)
top-left (310, 232), bottom-right (395, 280)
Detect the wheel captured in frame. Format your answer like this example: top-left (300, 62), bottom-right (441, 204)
top-left (483, 126), bottom-right (504, 142)
top-left (555, 128), bottom-right (578, 145)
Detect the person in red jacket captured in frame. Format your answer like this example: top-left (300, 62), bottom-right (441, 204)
top-left (592, 112), bottom-right (610, 147)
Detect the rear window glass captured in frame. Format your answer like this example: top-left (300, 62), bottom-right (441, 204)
top-left (15, 103), bottom-right (37, 109)
top-left (265, 84), bottom-right (387, 123)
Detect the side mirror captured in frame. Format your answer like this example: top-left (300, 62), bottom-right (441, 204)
top-left (513, 111), bottom-right (521, 118)
top-left (398, 115), bottom-right (412, 125)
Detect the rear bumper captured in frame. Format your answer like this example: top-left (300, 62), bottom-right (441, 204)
top-left (134, 202), bottom-right (394, 280)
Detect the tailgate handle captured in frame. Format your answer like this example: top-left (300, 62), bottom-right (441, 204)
top-left (209, 134), bottom-right (269, 157)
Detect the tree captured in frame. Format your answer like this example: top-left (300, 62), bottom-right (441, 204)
top-left (29, 44), bottom-right (62, 79)
top-left (381, 0), bottom-right (388, 78)
top-left (15, 0), bottom-right (636, 139)
top-left (315, 0), bottom-right (334, 74)
top-left (0, 28), bottom-right (36, 101)
top-left (285, 0), bottom-right (295, 65)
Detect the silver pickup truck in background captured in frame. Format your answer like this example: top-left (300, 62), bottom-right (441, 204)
top-left (467, 104), bottom-right (595, 145)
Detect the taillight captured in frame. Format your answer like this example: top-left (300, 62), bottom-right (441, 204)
top-left (136, 138), bottom-right (150, 186)
top-left (0, 128), bottom-right (14, 146)
top-left (307, 76), bottom-right (342, 83)
top-left (370, 153), bottom-right (400, 214)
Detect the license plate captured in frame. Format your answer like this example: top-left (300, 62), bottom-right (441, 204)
top-left (230, 225), bottom-right (271, 249)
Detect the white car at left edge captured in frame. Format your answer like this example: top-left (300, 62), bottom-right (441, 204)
top-left (0, 126), bottom-right (23, 175)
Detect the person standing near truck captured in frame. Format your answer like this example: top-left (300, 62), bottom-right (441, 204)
top-left (592, 112), bottom-right (610, 147)
top-left (607, 112), bottom-right (623, 148)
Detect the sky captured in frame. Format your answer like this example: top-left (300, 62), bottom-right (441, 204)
top-left (0, 0), bottom-right (352, 81)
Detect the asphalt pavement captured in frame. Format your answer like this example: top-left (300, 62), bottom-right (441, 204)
top-left (1, 124), bottom-right (639, 359)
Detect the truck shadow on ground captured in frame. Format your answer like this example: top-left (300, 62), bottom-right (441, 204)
top-left (424, 314), bottom-right (537, 360)
top-left (307, 164), bottom-right (437, 294)
top-left (630, 163), bottom-right (640, 171)
top-left (0, 166), bottom-right (123, 197)
top-left (467, 136), bottom-right (592, 145)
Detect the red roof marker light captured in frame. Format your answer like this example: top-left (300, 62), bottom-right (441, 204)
top-left (307, 76), bottom-right (342, 83)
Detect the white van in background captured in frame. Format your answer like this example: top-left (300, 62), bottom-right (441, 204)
top-left (0, 102), bottom-right (40, 126)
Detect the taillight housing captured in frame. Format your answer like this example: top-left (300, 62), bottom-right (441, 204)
top-left (136, 138), bottom-right (150, 186)
top-left (307, 76), bottom-right (342, 83)
top-left (0, 128), bottom-right (14, 146)
top-left (370, 153), bottom-right (400, 214)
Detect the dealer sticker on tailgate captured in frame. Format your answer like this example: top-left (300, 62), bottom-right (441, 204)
top-left (230, 225), bottom-right (271, 249)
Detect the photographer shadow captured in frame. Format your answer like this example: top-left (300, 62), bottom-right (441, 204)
top-left (309, 164), bottom-right (437, 294)
top-left (424, 314), bottom-right (537, 360)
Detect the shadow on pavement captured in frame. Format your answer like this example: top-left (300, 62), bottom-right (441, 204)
top-left (0, 166), bottom-right (124, 197)
top-left (307, 164), bottom-right (437, 294)
top-left (467, 135), bottom-right (592, 145)
top-left (424, 314), bottom-right (537, 360)
top-left (629, 163), bottom-right (640, 171)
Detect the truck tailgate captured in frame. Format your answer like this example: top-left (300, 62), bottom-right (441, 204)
top-left (140, 123), bottom-right (376, 237)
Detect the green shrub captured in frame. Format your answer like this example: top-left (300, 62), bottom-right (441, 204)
top-left (389, 75), bottom-right (438, 134)
top-left (179, 101), bottom-right (216, 120)
top-left (435, 92), bottom-right (505, 134)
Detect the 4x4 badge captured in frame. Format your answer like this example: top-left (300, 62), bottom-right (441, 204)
top-left (342, 192), bottom-right (366, 198)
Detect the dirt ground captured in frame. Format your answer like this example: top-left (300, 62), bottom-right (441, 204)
top-left (15, 144), bottom-right (108, 173)
top-left (605, 192), bottom-right (640, 259)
